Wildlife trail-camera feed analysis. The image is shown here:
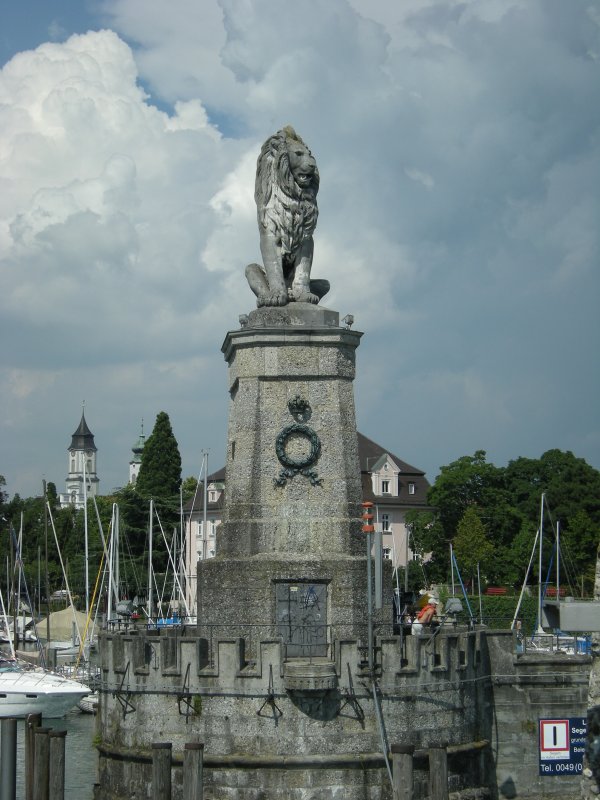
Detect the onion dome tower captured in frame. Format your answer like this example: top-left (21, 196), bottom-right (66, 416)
top-left (129, 420), bottom-right (146, 485)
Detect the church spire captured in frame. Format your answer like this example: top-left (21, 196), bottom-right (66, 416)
top-left (69, 405), bottom-right (97, 452)
top-left (59, 406), bottom-right (100, 508)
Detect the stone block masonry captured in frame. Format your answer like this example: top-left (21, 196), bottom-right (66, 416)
top-left (218, 305), bottom-right (364, 561)
top-left (95, 626), bottom-right (590, 799)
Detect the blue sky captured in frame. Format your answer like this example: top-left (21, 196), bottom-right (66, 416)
top-left (1, 0), bottom-right (599, 499)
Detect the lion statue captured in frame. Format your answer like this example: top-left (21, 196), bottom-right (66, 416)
top-left (245, 126), bottom-right (330, 307)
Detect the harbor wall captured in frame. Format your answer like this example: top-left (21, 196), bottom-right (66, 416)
top-left (95, 626), bottom-right (591, 799)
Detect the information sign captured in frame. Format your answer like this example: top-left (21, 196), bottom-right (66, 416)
top-left (538, 717), bottom-right (587, 776)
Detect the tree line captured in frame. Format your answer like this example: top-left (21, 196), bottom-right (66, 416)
top-left (2, 421), bottom-right (599, 608)
top-left (0, 411), bottom-right (194, 610)
top-left (406, 448), bottom-right (600, 595)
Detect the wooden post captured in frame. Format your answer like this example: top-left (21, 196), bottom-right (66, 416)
top-left (49, 730), bottom-right (67, 800)
top-left (33, 728), bottom-right (51, 800)
top-left (152, 743), bottom-right (172, 800)
top-left (391, 744), bottom-right (414, 800)
top-left (25, 713), bottom-right (42, 800)
top-left (428, 745), bottom-right (449, 800)
top-left (183, 742), bottom-right (204, 800)
top-left (0, 718), bottom-right (18, 800)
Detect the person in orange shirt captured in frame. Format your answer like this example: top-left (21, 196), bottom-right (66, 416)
top-left (412, 597), bottom-right (439, 635)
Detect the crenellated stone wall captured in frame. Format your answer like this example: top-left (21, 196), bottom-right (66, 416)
top-left (95, 626), bottom-right (590, 800)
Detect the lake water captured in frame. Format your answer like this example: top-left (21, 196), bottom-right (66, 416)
top-left (1, 709), bottom-right (97, 800)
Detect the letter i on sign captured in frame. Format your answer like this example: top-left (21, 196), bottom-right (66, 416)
top-left (539, 720), bottom-right (570, 761)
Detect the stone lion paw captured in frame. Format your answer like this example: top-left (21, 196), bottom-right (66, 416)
top-left (291, 290), bottom-right (319, 305)
top-left (258, 288), bottom-right (288, 307)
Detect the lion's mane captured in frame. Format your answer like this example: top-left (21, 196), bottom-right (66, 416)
top-left (255, 126), bottom-right (319, 261)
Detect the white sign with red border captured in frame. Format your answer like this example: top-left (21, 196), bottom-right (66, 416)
top-left (539, 719), bottom-right (570, 761)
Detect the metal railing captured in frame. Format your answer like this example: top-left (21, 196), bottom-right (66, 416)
top-left (517, 631), bottom-right (592, 655)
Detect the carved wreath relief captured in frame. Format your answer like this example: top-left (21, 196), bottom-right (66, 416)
top-left (274, 396), bottom-right (322, 487)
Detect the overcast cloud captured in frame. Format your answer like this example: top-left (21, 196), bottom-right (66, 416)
top-left (1, 0), bottom-right (598, 498)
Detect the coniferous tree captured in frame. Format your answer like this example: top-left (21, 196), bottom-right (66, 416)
top-left (134, 411), bottom-right (182, 584)
top-left (136, 411), bottom-right (182, 499)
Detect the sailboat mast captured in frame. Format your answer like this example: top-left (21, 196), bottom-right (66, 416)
top-left (537, 493), bottom-right (545, 634)
top-left (83, 454), bottom-right (90, 619)
top-left (44, 481), bottom-right (50, 646)
top-left (556, 519), bottom-right (560, 599)
top-left (147, 499), bottom-right (153, 620)
top-left (107, 504), bottom-right (119, 624)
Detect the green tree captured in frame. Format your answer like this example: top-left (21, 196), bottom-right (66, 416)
top-left (504, 450), bottom-right (600, 529)
top-left (560, 510), bottom-right (600, 593)
top-left (134, 411), bottom-right (182, 583)
top-left (136, 412), bottom-right (182, 500)
top-left (405, 510), bottom-right (448, 584)
top-left (501, 520), bottom-right (538, 588)
top-left (427, 451), bottom-right (508, 543)
top-left (453, 507), bottom-right (495, 585)
top-left (181, 476), bottom-right (199, 504)
top-left (423, 448), bottom-right (600, 591)
top-left (504, 450), bottom-right (600, 593)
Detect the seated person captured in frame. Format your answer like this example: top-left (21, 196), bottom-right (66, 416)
top-left (412, 597), bottom-right (439, 635)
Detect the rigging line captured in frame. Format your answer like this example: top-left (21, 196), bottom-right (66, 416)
top-left (558, 536), bottom-right (582, 596)
top-left (533, 546), bottom-right (557, 635)
top-left (47, 502), bottom-right (84, 648)
top-left (76, 535), bottom-right (107, 669)
top-left (9, 520), bottom-right (46, 667)
top-left (154, 506), bottom-right (192, 619)
top-left (150, 505), bottom-right (166, 618)
top-left (540, 499), bottom-right (579, 595)
top-left (539, 496), bottom-right (582, 594)
top-left (409, 521), bottom-right (429, 588)
top-left (558, 544), bottom-right (579, 597)
top-left (511, 527), bottom-right (540, 630)
top-left (0, 582), bottom-right (16, 660)
top-left (186, 458), bottom-right (207, 527)
top-left (122, 527), bottom-right (142, 595)
top-left (451, 552), bottom-right (474, 620)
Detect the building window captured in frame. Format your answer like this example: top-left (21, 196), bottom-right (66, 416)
top-left (408, 482), bottom-right (415, 495)
top-left (383, 547), bottom-right (392, 560)
top-left (381, 513), bottom-right (390, 532)
top-left (381, 479), bottom-right (390, 494)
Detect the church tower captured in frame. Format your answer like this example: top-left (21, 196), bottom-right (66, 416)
top-left (129, 421), bottom-right (145, 485)
top-left (59, 408), bottom-right (99, 509)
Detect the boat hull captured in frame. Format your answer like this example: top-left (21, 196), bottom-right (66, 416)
top-left (0, 670), bottom-right (89, 718)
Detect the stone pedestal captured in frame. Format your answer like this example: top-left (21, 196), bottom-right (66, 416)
top-left (220, 304), bottom-right (363, 558)
top-left (197, 304), bottom-right (368, 636)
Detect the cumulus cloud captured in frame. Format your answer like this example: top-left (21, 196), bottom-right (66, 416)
top-left (0, 30), bottom-right (243, 367)
top-left (1, 0), bottom-right (599, 497)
